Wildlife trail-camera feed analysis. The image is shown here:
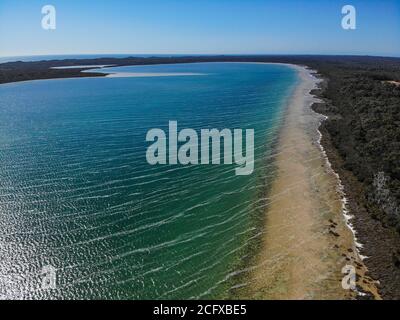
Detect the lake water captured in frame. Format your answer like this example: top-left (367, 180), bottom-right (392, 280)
top-left (0, 62), bottom-right (297, 299)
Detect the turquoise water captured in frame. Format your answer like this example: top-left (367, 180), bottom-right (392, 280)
top-left (0, 63), bottom-right (297, 299)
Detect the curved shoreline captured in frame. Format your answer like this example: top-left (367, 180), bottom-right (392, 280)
top-left (241, 65), bottom-right (380, 299)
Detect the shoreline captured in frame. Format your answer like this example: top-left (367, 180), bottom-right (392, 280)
top-left (241, 65), bottom-right (380, 299)
top-left (313, 83), bottom-right (400, 299)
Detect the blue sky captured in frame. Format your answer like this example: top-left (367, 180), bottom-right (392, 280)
top-left (0, 0), bottom-right (399, 57)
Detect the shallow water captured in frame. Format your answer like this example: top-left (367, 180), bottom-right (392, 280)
top-left (0, 63), bottom-right (297, 299)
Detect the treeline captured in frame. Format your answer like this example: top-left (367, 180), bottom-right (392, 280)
top-left (1, 54), bottom-right (400, 231)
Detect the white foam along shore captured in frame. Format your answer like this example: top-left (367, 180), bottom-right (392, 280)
top-left (316, 125), bottom-right (367, 256)
top-left (297, 65), bottom-right (368, 261)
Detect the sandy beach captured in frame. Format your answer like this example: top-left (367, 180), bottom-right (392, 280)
top-left (242, 65), bottom-right (380, 300)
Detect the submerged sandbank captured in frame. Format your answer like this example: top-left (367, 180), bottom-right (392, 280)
top-left (103, 72), bottom-right (206, 78)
